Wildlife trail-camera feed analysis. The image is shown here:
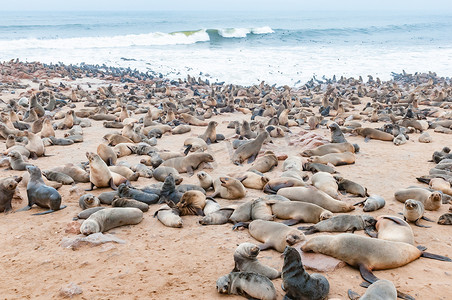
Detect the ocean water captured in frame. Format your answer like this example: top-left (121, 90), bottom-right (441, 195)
top-left (1, 11), bottom-right (452, 86)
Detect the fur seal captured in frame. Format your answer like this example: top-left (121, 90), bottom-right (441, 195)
top-left (354, 194), bottom-right (385, 211)
top-left (108, 166), bottom-right (139, 181)
top-left (216, 272), bottom-right (277, 300)
top-left (308, 152), bottom-right (355, 166)
top-left (283, 156), bottom-right (302, 171)
top-left (403, 199), bottom-right (433, 227)
top-left (78, 193), bottom-right (100, 209)
top-left (42, 170), bottom-right (75, 185)
top-left (348, 279), bottom-right (397, 300)
top-left (311, 172), bottom-right (339, 198)
top-left (248, 150), bottom-right (278, 173)
top-left (270, 201), bottom-right (332, 226)
top-left (236, 171), bottom-right (269, 190)
top-left (369, 215), bottom-right (415, 245)
top-left (112, 196), bottom-right (149, 212)
top-left (250, 198), bottom-right (274, 221)
top-left (277, 186), bottom-right (355, 212)
top-left (212, 176), bottom-right (246, 199)
top-left (232, 242), bottom-right (280, 279)
top-left (17, 166), bottom-right (66, 215)
top-left (117, 183), bottom-right (159, 204)
top-left (8, 151), bottom-right (32, 171)
top-left (438, 213), bottom-right (452, 225)
top-left (203, 198), bottom-right (220, 215)
top-left (25, 131), bottom-right (46, 158)
top-left (232, 132), bottom-right (269, 165)
top-left (263, 177), bottom-right (307, 194)
top-left (301, 142), bottom-right (356, 157)
top-left (97, 144), bottom-right (117, 166)
top-left (0, 176), bottom-right (22, 213)
top-left (303, 162), bottom-right (336, 174)
top-left (153, 166), bottom-right (183, 184)
top-left (172, 124), bottom-right (191, 135)
top-left (154, 205), bottom-right (183, 228)
top-left (158, 174), bottom-right (183, 205)
top-left (198, 120), bottom-right (217, 143)
top-left (51, 163), bottom-right (89, 183)
top-left (161, 152), bottom-right (214, 176)
top-left (77, 207), bottom-right (105, 219)
top-left (282, 246), bottom-right (330, 300)
top-left (80, 207), bottom-right (143, 235)
top-left (229, 200), bottom-right (253, 223)
top-left (354, 127), bottom-right (394, 142)
top-left (329, 122), bottom-right (347, 143)
top-left (85, 152), bottom-right (117, 190)
top-left (336, 176), bottom-right (368, 197)
top-left (176, 190), bottom-right (206, 216)
top-left (199, 208), bottom-right (234, 225)
top-left (235, 219), bottom-right (305, 252)
top-left (299, 214), bottom-right (376, 235)
top-left (131, 163), bottom-right (153, 178)
top-left (179, 113), bottom-right (208, 126)
top-left (394, 188), bottom-right (441, 211)
top-left (183, 137), bottom-right (208, 154)
top-left (197, 171), bottom-right (213, 190)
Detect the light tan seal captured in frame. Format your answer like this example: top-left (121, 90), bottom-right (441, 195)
top-left (301, 142), bottom-right (356, 157)
top-left (371, 215), bottom-right (415, 245)
top-left (277, 186), bottom-right (355, 212)
top-left (311, 172), bottom-right (339, 199)
top-left (307, 152), bottom-right (355, 166)
top-left (348, 279), bottom-right (397, 300)
top-left (212, 176), bottom-right (246, 199)
top-left (235, 219), bottom-right (305, 252)
top-left (198, 120), bottom-right (217, 143)
top-left (179, 113), bottom-right (208, 126)
top-left (353, 127), bottom-right (394, 142)
top-left (161, 152), bottom-right (214, 176)
top-left (85, 152), bottom-right (116, 190)
top-left (97, 144), bottom-right (117, 166)
top-left (197, 171), bottom-right (213, 190)
top-left (394, 188), bottom-right (441, 211)
top-left (80, 207), bottom-right (143, 235)
top-left (270, 201), bottom-right (333, 226)
top-left (232, 242), bottom-right (280, 279)
top-left (235, 171), bottom-right (269, 190)
top-left (248, 150), bottom-right (278, 173)
top-left (153, 205), bottom-right (183, 228)
top-left (232, 132), bottom-right (269, 165)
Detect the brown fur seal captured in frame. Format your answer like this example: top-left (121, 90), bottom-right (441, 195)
top-left (199, 208), bottom-right (234, 225)
top-left (311, 172), bottom-right (339, 198)
top-left (235, 219), bottom-right (305, 252)
top-left (179, 113), bottom-right (208, 126)
top-left (17, 165), bottom-right (66, 215)
top-left (403, 199), bottom-right (433, 227)
top-left (270, 201), bottom-right (332, 226)
top-left (232, 132), bottom-right (269, 165)
top-left (112, 196), bottom-right (149, 212)
top-left (108, 166), bottom-right (139, 181)
top-left (263, 177), bottom-right (307, 194)
top-left (42, 170), bottom-right (75, 185)
top-left (336, 176), bottom-right (369, 197)
top-left (113, 143), bottom-right (135, 157)
top-left (371, 215), bottom-right (415, 245)
top-left (298, 215), bottom-right (376, 235)
top-left (176, 190), bottom-right (206, 216)
top-left (354, 194), bottom-right (385, 211)
top-left (229, 200), bottom-right (253, 223)
top-left (25, 131), bottom-right (46, 157)
top-left (51, 163), bottom-right (89, 183)
top-left (153, 205), bottom-right (183, 228)
top-left (232, 242), bottom-right (280, 279)
top-left (235, 171), bottom-right (269, 190)
top-left (212, 177), bottom-right (246, 199)
top-left (248, 151), bottom-right (278, 173)
top-left (198, 120), bottom-right (217, 144)
top-left (394, 188), bottom-right (441, 211)
top-left (429, 177), bottom-right (452, 196)
top-left (302, 233), bottom-right (450, 297)
top-left (277, 186), bottom-right (355, 212)
top-left (161, 152), bottom-right (214, 176)
top-left (438, 213), bottom-right (452, 225)
top-left (197, 171), bottom-right (213, 190)
top-left (8, 151), bottom-right (32, 171)
top-left (85, 152), bottom-right (116, 190)
top-left (216, 271), bottom-right (276, 300)
top-left (354, 127), bottom-right (394, 142)
top-left (308, 152), bottom-right (355, 166)
top-left (172, 124), bottom-right (191, 135)
top-left (78, 193), bottom-right (101, 209)
top-left (184, 137), bottom-right (208, 154)
top-left (40, 118), bottom-right (55, 138)
top-left (153, 166), bottom-right (183, 184)
top-left (301, 142), bottom-right (356, 157)
top-left (348, 279), bottom-right (397, 300)
top-left (80, 207), bottom-right (143, 235)
top-left (0, 176), bottom-right (22, 213)
top-left (97, 144), bottom-right (117, 166)
top-left (250, 198), bottom-right (274, 221)
top-left (103, 133), bottom-right (133, 146)
top-left (282, 246), bottom-right (330, 300)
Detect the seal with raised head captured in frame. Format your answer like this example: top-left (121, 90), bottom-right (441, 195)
top-left (153, 166), bottom-right (183, 184)
top-left (403, 199), bottom-right (433, 227)
top-left (329, 122), bottom-right (347, 143)
top-left (0, 176), bottom-right (22, 213)
top-left (282, 246), bottom-right (330, 300)
top-left (216, 272), bottom-right (277, 300)
top-left (161, 152), bottom-right (214, 176)
top-left (198, 120), bottom-right (218, 144)
top-left (394, 188), bottom-right (441, 211)
top-left (176, 190), bottom-right (206, 216)
top-left (232, 242), bottom-right (280, 279)
top-left (298, 214), bottom-right (376, 235)
top-left (80, 207), bottom-right (143, 235)
top-left (79, 193), bottom-right (100, 209)
top-left (86, 151), bottom-right (117, 190)
top-left (197, 171), bottom-right (213, 190)
top-left (8, 151), bottom-right (32, 171)
top-left (17, 165), bottom-right (66, 215)
top-left (97, 143), bottom-right (117, 166)
top-left (232, 131), bottom-right (269, 165)
top-left (212, 176), bottom-right (246, 199)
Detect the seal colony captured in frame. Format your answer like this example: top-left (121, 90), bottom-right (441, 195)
top-left (0, 60), bottom-right (451, 299)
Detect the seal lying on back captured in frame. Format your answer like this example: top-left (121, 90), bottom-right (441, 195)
top-left (17, 165), bottom-right (66, 215)
top-left (298, 215), bottom-right (376, 235)
top-left (282, 246), bottom-right (330, 300)
top-left (216, 272), bottom-right (277, 300)
top-left (80, 207), bottom-right (143, 235)
top-left (348, 279), bottom-right (397, 300)
top-left (232, 243), bottom-right (280, 279)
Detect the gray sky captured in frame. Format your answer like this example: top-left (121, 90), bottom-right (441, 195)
top-left (2, 0), bottom-right (452, 11)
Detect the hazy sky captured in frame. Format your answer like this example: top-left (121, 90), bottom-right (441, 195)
top-left (2, 0), bottom-right (452, 11)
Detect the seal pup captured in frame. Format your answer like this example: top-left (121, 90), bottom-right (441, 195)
top-left (42, 170), bottom-right (75, 185)
top-left (153, 205), bottom-right (183, 228)
top-left (117, 183), bottom-right (160, 205)
top-left (336, 176), bottom-right (368, 197)
top-left (199, 208), bottom-right (234, 225)
top-left (78, 193), bottom-right (100, 209)
top-left (402, 199), bottom-right (433, 227)
top-left (232, 242), bottom-right (280, 279)
top-left (282, 246), bottom-right (330, 300)
top-left (234, 219), bottom-right (305, 252)
top-left (197, 171), bottom-right (213, 190)
top-left (394, 188), bottom-right (441, 211)
top-left (85, 151), bottom-right (117, 190)
top-left (438, 213), bottom-right (452, 225)
top-left (161, 152), bottom-right (214, 176)
top-left (329, 122), bottom-right (347, 143)
top-left (367, 215), bottom-right (415, 245)
top-left (232, 132), bottom-right (269, 165)
top-left (298, 215), bottom-right (376, 235)
top-left (17, 166), bottom-right (66, 215)
top-left (153, 166), bottom-right (183, 184)
top-left (216, 272), bottom-right (277, 300)
top-left (347, 279), bottom-right (397, 300)
top-left (212, 176), bottom-right (246, 199)
top-left (8, 151), bottom-right (32, 171)
top-left (0, 176), bottom-right (22, 213)
top-left (111, 196), bottom-right (149, 212)
top-left (80, 207), bottom-right (143, 235)
top-left (176, 190), bottom-right (206, 216)
top-left (198, 120), bottom-right (217, 144)
top-left (263, 177), bottom-right (307, 194)
top-left (354, 194), bottom-right (385, 211)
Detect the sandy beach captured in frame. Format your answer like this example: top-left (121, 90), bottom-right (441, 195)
top-left (0, 61), bottom-right (451, 300)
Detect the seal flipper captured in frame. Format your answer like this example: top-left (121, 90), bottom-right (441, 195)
top-left (359, 281), bottom-right (371, 288)
top-left (232, 222), bottom-right (250, 230)
top-left (183, 144), bottom-right (192, 155)
top-left (416, 177), bottom-right (431, 184)
top-left (364, 226), bottom-right (378, 238)
top-left (15, 205), bottom-right (32, 212)
top-left (258, 243), bottom-right (271, 251)
top-left (194, 207), bottom-right (205, 216)
top-left (421, 216), bottom-right (434, 222)
top-left (263, 185), bottom-right (277, 194)
top-left (420, 251), bottom-right (452, 261)
top-left (29, 152), bottom-right (38, 160)
top-left (206, 138), bottom-right (212, 145)
top-left (381, 215), bottom-right (406, 225)
top-left (358, 263), bottom-right (379, 284)
top-left (32, 205), bottom-right (67, 216)
top-left (107, 157), bottom-right (113, 166)
top-left (297, 226), bottom-right (318, 235)
top-left (247, 154), bottom-right (257, 164)
top-left (85, 182), bottom-right (95, 191)
top-left (282, 219), bottom-right (301, 226)
top-left (414, 219), bottom-right (431, 228)
top-left (347, 289), bottom-right (361, 300)
top-left (109, 178), bottom-right (118, 190)
top-left (353, 200), bottom-right (365, 206)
